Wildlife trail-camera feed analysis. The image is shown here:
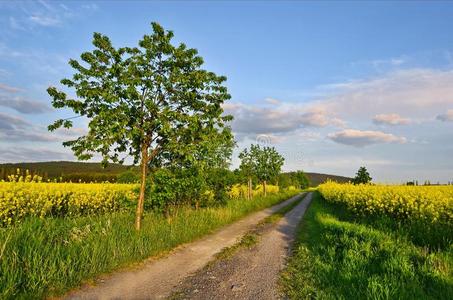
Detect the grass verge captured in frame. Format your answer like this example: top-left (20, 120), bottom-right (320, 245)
top-left (280, 191), bottom-right (453, 299)
top-left (0, 190), bottom-right (300, 299)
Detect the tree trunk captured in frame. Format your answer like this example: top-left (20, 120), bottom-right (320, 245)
top-left (135, 146), bottom-right (149, 231)
top-left (247, 177), bottom-right (252, 200)
top-left (263, 180), bottom-right (267, 197)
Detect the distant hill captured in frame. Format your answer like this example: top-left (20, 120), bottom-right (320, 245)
top-left (0, 161), bottom-right (134, 181)
top-left (305, 172), bottom-right (351, 186)
top-left (0, 161), bottom-right (350, 185)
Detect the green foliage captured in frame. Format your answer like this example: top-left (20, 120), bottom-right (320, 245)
top-left (117, 170), bottom-right (140, 183)
top-left (47, 22), bottom-right (233, 168)
top-left (0, 190), bottom-right (300, 298)
top-left (294, 171), bottom-right (310, 189)
top-left (147, 167), bottom-right (238, 212)
top-left (239, 144), bottom-right (284, 185)
top-left (238, 147), bottom-right (254, 179)
top-left (47, 22), bottom-right (235, 228)
top-left (147, 167), bottom-right (211, 212)
top-left (276, 171), bottom-right (310, 189)
top-left (352, 166), bottom-right (372, 184)
top-left (281, 192), bottom-right (453, 299)
top-left (204, 168), bottom-right (238, 204)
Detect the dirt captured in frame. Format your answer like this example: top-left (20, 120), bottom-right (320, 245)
top-left (64, 193), bottom-right (306, 300)
top-left (171, 192), bottom-right (313, 300)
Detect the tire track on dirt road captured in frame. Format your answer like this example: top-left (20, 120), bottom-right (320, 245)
top-left (171, 192), bottom-right (313, 300)
top-left (64, 193), bottom-right (306, 300)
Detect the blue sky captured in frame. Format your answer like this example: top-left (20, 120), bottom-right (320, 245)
top-left (0, 1), bottom-right (453, 183)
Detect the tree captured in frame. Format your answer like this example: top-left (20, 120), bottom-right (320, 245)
top-left (352, 166), bottom-right (372, 185)
top-left (48, 22), bottom-right (233, 230)
top-left (238, 148), bottom-right (254, 200)
top-left (240, 145), bottom-right (284, 196)
top-left (294, 171), bottom-right (310, 189)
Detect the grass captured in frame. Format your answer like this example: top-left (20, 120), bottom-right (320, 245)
top-left (0, 190), bottom-right (300, 299)
top-left (280, 191), bottom-right (453, 299)
top-left (214, 232), bottom-right (260, 261)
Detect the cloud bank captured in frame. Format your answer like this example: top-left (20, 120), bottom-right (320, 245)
top-left (373, 113), bottom-right (411, 125)
top-left (328, 129), bottom-right (407, 147)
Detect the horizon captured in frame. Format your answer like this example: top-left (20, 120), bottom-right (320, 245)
top-left (1, 1), bottom-right (453, 183)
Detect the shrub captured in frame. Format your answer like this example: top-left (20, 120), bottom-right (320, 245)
top-left (117, 170), bottom-right (140, 183)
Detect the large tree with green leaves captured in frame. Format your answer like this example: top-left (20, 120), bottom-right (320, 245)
top-left (239, 144), bottom-right (284, 196)
top-left (47, 22), bottom-right (233, 230)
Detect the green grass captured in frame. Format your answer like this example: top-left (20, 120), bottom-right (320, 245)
top-left (214, 232), bottom-right (260, 261)
top-left (0, 190), bottom-right (300, 299)
top-left (280, 191), bottom-right (453, 299)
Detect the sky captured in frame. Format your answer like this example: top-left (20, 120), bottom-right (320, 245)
top-left (0, 1), bottom-right (452, 183)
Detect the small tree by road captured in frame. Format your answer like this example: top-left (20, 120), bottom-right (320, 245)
top-left (238, 148), bottom-right (254, 200)
top-left (239, 144), bottom-right (284, 196)
top-left (48, 22), bottom-right (233, 230)
top-left (352, 166), bottom-right (372, 184)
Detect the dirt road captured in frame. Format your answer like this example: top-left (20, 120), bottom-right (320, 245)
top-left (65, 193), bottom-right (307, 300)
top-left (173, 192), bottom-right (313, 300)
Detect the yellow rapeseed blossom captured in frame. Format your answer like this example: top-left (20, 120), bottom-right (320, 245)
top-left (228, 183), bottom-right (280, 199)
top-left (0, 182), bottom-right (137, 226)
top-left (318, 182), bottom-right (453, 224)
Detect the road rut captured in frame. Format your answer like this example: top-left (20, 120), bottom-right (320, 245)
top-left (65, 193), bottom-right (305, 300)
top-left (173, 192), bottom-right (313, 300)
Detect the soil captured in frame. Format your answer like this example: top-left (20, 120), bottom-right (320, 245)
top-left (171, 192), bottom-right (313, 300)
top-left (64, 193), bottom-right (307, 300)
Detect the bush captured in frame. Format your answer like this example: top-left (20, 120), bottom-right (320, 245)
top-left (147, 167), bottom-right (212, 212)
top-left (117, 170), bottom-right (140, 183)
top-left (277, 171), bottom-right (310, 189)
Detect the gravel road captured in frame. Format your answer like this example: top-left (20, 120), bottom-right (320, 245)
top-left (172, 192), bottom-right (313, 300)
top-left (64, 193), bottom-right (305, 300)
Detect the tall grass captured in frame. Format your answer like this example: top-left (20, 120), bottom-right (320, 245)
top-left (0, 190), bottom-right (299, 299)
top-left (281, 192), bottom-right (453, 299)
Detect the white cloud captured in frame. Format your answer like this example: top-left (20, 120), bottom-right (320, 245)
top-left (436, 109), bottom-right (453, 122)
top-left (264, 97), bottom-right (281, 105)
top-left (297, 130), bottom-right (321, 141)
top-left (0, 147), bottom-right (74, 163)
top-left (373, 113), bottom-right (411, 125)
top-left (54, 127), bottom-right (88, 137)
top-left (312, 69), bottom-right (453, 120)
top-left (29, 15), bottom-right (60, 26)
top-left (0, 83), bottom-right (22, 93)
top-left (82, 3), bottom-right (99, 11)
top-left (222, 101), bottom-right (345, 140)
top-left (328, 129), bottom-right (407, 147)
top-left (0, 112), bottom-right (30, 130)
top-left (0, 94), bottom-right (51, 114)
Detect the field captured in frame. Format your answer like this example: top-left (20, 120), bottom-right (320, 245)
top-left (281, 185), bottom-right (453, 299)
top-left (0, 178), bottom-right (299, 298)
top-left (0, 181), bottom-right (137, 226)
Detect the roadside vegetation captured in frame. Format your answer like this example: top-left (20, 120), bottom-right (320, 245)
top-left (0, 189), bottom-right (301, 299)
top-left (281, 190), bottom-right (453, 299)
